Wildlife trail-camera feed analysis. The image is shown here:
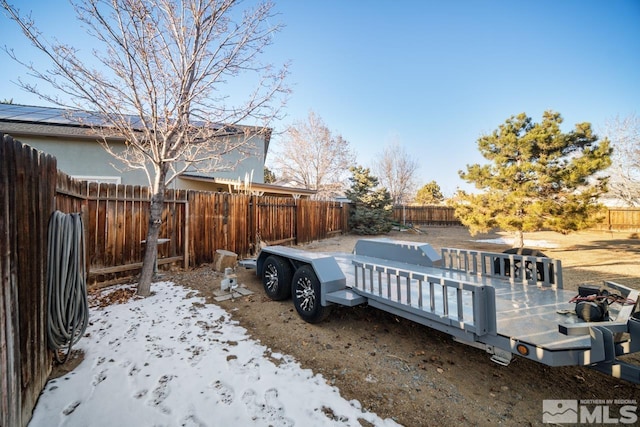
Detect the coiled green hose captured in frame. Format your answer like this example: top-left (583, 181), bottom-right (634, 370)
top-left (46, 211), bottom-right (89, 363)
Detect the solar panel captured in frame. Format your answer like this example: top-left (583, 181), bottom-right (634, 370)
top-left (0, 103), bottom-right (137, 128)
top-left (0, 103), bottom-right (244, 132)
top-left (0, 103), bottom-right (90, 125)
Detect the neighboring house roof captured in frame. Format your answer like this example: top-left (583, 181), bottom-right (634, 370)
top-left (271, 178), bottom-right (305, 188)
top-left (180, 173), bottom-right (316, 198)
top-left (0, 103), bottom-right (271, 154)
top-left (1, 103), bottom-right (314, 198)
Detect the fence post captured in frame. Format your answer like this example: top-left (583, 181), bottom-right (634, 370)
top-left (247, 195), bottom-right (255, 255)
top-left (294, 197), bottom-right (299, 245)
top-left (184, 200), bottom-right (190, 269)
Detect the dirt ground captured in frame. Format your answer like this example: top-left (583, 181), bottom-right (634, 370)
top-left (164, 227), bottom-right (640, 426)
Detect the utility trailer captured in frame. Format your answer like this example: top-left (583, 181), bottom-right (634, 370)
top-left (251, 238), bottom-right (640, 383)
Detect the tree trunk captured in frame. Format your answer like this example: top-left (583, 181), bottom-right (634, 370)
top-left (513, 230), bottom-right (524, 248)
top-left (137, 171), bottom-right (167, 297)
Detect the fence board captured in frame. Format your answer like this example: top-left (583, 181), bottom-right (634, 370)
top-left (1, 135), bottom-right (56, 427)
top-left (1, 135), bottom-right (21, 427)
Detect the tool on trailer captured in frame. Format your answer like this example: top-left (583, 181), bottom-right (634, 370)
top-left (569, 284), bottom-right (636, 322)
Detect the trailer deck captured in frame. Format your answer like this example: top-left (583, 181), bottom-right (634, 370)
top-left (334, 253), bottom-right (592, 349)
top-left (253, 238), bottom-right (640, 383)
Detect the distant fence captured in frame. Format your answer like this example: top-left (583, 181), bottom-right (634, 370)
top-left (392, 205), bottom-right (640, 231)
top-left (593, 208), bottom-right (640, 232)
top-left (392, 205), bottom-right (461, 226)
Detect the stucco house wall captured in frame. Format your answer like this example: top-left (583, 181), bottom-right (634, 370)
top-left (0, 103), bottom-right (267, 188)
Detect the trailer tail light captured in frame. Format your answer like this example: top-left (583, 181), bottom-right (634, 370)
top-left (516, 344), bottom-right (529, 356)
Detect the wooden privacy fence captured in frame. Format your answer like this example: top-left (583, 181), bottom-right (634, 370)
top-left (592, 208), bottom-right (640, 231)
top-left (53, 178), bottom-right (350, 279)
top-left (55, 175), bottom-right (188, 281)
top-left (393, 205), bottom-right (640, 231)
top-left (2, 135), bottom-right (55, 427)
top-left (180, 192), bottom-right (349, 266)
top-left (392, 205), bottom-right (461, 226)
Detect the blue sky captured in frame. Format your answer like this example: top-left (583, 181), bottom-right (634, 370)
top-left (2, 1), bottom-right (639, 195)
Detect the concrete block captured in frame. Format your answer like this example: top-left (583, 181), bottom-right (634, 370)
top-left (214, 249), bottom-right (238, 272)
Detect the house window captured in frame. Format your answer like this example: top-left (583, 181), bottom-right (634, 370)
top-left (72, 175), bottom-right (122, 185)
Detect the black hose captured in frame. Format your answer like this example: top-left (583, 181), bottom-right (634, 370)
top-left (46, 211), bottom-right (89, 364)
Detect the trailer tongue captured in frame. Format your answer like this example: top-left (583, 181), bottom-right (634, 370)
top-left (252, 238), bottom-right (640, 383)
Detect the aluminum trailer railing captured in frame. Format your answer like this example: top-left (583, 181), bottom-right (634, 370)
top-left (253, 238), bottom-right (640, 383)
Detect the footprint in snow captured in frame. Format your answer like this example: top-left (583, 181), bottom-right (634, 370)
top-left (188, 345), bottom-right (204, 366)
top-left (211, 380), bottom-right (234, 405)
top-left (227, 357), bottom-right (261, 382)
top-left (125, 322), bottom-right (140, 338)
top-left (92, 370), bottom-right (107, 386)
top-left (178, 330), bottom-right (191, 342)
top-left (147, 342), bottom-right (175, 358)
top-left (180, 413), bottom-right (207, 427)
top-left (241, 388), bottom-right (293, 426)
top-left (62, 400), bottom-right (81, 416)
top-left (133, 389), bottom-right (148, 399)
top-left (147, 374), bottom-right (173, 414)
top-left (128, 363), bottom-right (141, 377)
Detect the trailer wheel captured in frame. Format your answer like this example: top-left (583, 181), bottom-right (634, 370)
top-left (292, 265), bottom-right (331, 324)
top-left (495, 248), bottom-right (552, 282)
top-left (261, 255), bottom-right (293, 300)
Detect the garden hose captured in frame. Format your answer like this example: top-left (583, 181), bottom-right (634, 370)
top-left (46, 211), bottom-right (89, 363)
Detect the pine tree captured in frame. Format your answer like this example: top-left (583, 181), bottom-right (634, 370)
top-left (456, 111), bottom-right (611, 248)
top-left (415, 181), bottom-right (444, 205)
top-left (345, 166), bottom-right (393, 235)
top-left (263, 167), bottom-right (277, 184)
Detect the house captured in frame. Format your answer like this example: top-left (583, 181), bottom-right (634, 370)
top-left (0, 103), bottom-right (315, 198)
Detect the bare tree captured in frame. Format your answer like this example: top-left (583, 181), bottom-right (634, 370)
top-left (372, 140), bottom-right (419, 205)
top-left (605, 113), bottom-right (640, 206)
top-left (269, 110), bottom-right (355, 198)
top-left (2, 0), bottom-right (289, 296)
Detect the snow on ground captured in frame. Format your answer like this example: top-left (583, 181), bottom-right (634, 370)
top-left (29, 282), bottom-right (399, 427)
top-left (473, 237), bottom-right (559, 249)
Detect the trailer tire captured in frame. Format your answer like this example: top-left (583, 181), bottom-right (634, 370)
top-left (496, 248), bottom-right (552, 282)
top-left (261, 255), bottom-right (293, 300)
top-left (292, 265), bottom-right (331, 324)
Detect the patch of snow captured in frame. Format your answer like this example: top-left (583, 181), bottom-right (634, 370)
top-left (473, 237), bottom-right (559, 248)
top-left (29, 282), bottom-right (399, 427)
